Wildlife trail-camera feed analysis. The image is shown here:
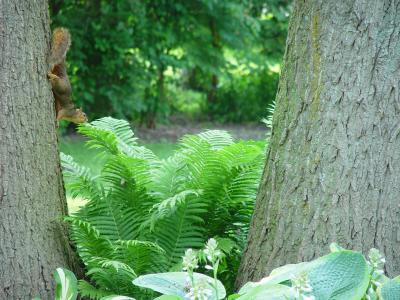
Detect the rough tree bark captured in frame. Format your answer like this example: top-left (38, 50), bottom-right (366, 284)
top-left (0, 1), bottom-right (80, 299)
top-left (237, 0), bottom-right (400, 287)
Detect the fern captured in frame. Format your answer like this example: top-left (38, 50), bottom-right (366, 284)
top-left (262, 100), bottom-right (276, 138)
top-left (62, 117), bottom-right (265, 299)
top-left (61, 153), bottom-right (101, 200)
top-left (78, 280), bottom-right (114, 300)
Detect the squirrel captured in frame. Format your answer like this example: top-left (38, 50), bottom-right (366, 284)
top-left (47, 28), bottom-right (87, 124)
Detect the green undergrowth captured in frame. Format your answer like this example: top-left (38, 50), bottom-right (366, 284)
top-left (60, 117), bottom-right (266, 298)
top-left (38, 242), bottom-right (400, 300)
top-left (61, 137), bottom-right (178, 213)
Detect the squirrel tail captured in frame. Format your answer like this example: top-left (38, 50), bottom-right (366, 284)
top-left (49, 27), bottom-right (71, 69)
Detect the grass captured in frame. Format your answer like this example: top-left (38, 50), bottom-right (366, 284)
top-left (60, 136), bottom-right (177, 213)
top-left (144, 143), bottom-right (177, 159)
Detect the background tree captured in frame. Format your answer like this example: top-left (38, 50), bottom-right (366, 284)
top-left (49, 1), bottom-right (144, 121)
top-left (0, 1), bottom-right (80, 298)
top-left (237, 0), bottom-right (400, 287)
top-left (49, 0), bottom-right (291, 127)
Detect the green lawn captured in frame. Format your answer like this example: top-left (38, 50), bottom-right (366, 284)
top-left (60, 137), bottom-right (177, 213)
top-left (143, 143), bottom-right (178, 159)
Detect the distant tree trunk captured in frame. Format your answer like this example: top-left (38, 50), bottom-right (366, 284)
top-left (237, 0), bottom-right (400, 287)
top-left (207, 19), bottom-right (220, 106)
top-left (182, 68), bottom-right (199, 90)
top-left (0, 1), bottom-right (81, 299)
top-left (145, 65), bottom-right (165, 129)
top-left (207, 74), bottom-right (219, 104)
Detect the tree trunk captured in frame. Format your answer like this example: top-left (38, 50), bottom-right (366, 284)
top-left (207, 19), bottom-right (220, 106)
top-left (0, 1), bottom-right (81, 299)
top-left (237, 0), bottom-right (400, 287)
top-left (207, 74), bottom-right (219, 105)
top-left (144, 65), bottom-right (165, 129)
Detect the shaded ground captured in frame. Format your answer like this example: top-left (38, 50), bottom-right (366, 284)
top-left (135, 122), bottom-right (267, 143)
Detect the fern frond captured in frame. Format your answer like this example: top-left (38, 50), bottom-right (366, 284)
top-left (78, 280), bottom-right (114, 300)
top-left (114, 240), bottom-right (167, 273)
top-left (78, 118), bottom-right (137, 157)
top-left (61, 153), bottom-right (101, 201)
top-left (79, 198), bottom-right (136, 241)
top-left (149, 189), bottom-right (202, 227)
top-left (63, 118), bottom-right (265, 298)
top-left (66, 217), bottom-right (114, 260)
top-left (153, 199), bottom-right (207, 270)
top-left (262, 100), bottom-right (276, 135)
top-left (85, 117), bottom-right (138, 147)
top-left (90, 257), bottom-right (137, 278)
top-left (101, 154), bottom-right (152, 194)
top-left (150, 155), bottom-right (188, 198)
top-left (197, 130), bottom-right (234, 149)
top-left (122, 145), bottom-right (160, 167)
top-left (85, 266), bottom-right (135, 296)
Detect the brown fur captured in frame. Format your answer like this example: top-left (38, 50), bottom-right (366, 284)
top-left (48, 28), bottom-right (87, 124)
top-left (49, 28), bottom-right (71, 69)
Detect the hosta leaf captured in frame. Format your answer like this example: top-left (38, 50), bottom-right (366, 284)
top-left (54, 268), bottom-right (78, 300)
top-left (237, 284), bottom-right (294, 300)
top-left (239, 250), bottom-right (369, 300)
top-left (238, 261), bottom-right (316, 294)
top-left (132, 272), bottom-right (226, 299)
top-left (378, 276), bottom-right (400, 300)
top-left (154, 295), bottom-right (184, 300)
top-left (100, 296), bottom-right (136, 300)
top-left (330, 243), bottom-right (346, 253)
top-left (308, 251), bottom-right (369, 299)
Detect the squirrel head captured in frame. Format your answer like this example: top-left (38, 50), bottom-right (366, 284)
top-left (72, 108), bottom-right (88, 124)
top-left (59, 108), bottom-right (88, 124)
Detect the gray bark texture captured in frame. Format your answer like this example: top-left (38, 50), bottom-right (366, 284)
top-left (237, 0), bottom-right (400, 287)
top-left (0, 1), bottom-right (80, 299)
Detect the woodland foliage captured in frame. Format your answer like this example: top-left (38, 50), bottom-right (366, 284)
top-left (61, 117), bottom-right (265, 298)
top-left (49, 0), bottom-right (291, 125)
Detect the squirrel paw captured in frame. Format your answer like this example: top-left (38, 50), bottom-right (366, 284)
top-left (47, 72), bottom-right (60, 81)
